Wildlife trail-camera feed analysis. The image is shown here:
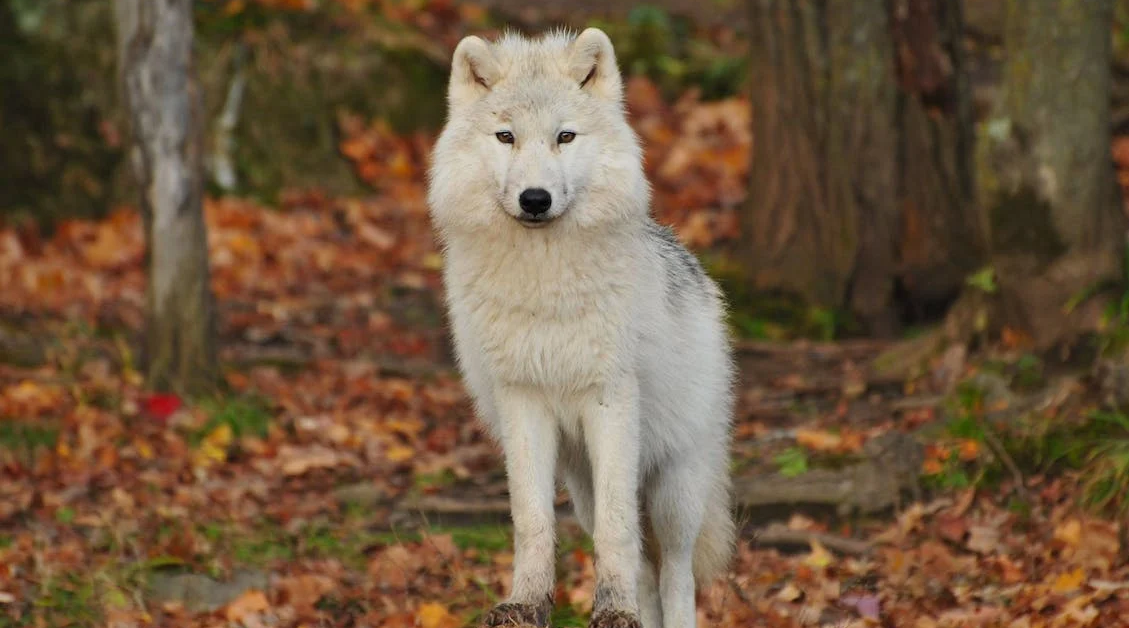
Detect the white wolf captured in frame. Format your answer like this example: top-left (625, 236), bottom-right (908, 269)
top-left (427, 28), bottom-right (735, 628)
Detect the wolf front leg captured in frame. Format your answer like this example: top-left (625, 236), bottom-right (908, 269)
top-left (583, 375), bottom-right (643, 628)
top-left (481, 385), bottom-right (558, 628)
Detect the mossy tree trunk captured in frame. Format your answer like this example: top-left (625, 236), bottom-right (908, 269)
top-left (115, 0), bottom-right (220, 395)
top-left (743, 0), bottom-right (985, 336)
top-left (979, 0), bottom-right (1126, 348)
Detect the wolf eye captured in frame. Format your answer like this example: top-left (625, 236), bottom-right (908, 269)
top-left (495, 131), bottom-right (515, 144)
top-left (557, 131), bottom-right (577, 144)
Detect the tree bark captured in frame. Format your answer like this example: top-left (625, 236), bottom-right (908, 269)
top-left (115, 0), bottom-right (219, 395)
top-left (979, 0), bottom-right (1126, 348)
top-left (743, 0), bottom-right (985, 335)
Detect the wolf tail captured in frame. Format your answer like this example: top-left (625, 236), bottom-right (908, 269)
top-left (692, 473), bottom-right (736, 584)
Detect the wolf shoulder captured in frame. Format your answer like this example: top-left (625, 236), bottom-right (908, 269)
top-left (643, 220), bottom-right (724, 313)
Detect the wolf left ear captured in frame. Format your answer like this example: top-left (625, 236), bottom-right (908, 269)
top-left (568, 28), bottom-right (622, 102)
top-left (449, 35), bottom-right (501, 108)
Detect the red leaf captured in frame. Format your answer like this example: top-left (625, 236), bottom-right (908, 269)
top-left (143, 393), bottom-right (182, 423)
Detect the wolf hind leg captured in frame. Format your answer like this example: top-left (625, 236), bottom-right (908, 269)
top-left (647, 452), bottom-right (731, 628)
top-left (638, 553), bottom-right (663, 628)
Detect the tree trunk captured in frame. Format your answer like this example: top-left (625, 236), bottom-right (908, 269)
top-left (743, 0), bottom-right (985, 335)
top-left (115, 0), bottom-right (219, 395)
top-left (979, 0), bottom-right (1126, 348)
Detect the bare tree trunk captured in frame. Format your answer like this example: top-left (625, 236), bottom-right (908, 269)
top-left (115, 0), bottom-right (219, 395)
top-left (894, 0), bottom-right (986, 313)
top-left (743, 0), bottom-right (985, 335)
top-left (979, 0), bottom-right (1126, 348)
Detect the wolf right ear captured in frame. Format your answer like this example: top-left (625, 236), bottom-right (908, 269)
top-left (568, 28), bottom-right (622, 102)
top-left (449, 35), bottom-right (501, 108)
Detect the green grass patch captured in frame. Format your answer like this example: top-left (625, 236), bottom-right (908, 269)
top-left (558, 529), bottom-right (594, 556)
top-left (933, 377), bottom-right (1129, 514)
top-left (54, 507), bottom-right (75, 525)
top-left (413, 469), bottom-right (458, 491)
top-left (191, 394), bottom-right (272, 443)
top-left (230, 531), bottom-right (297, 566)
top-left (773, 446), bottom-right (809, 477)
top-left (199, 518), bottom-right (515, 572)
top-left (443, 524), bottom-right (511, 553)
top-left (366, 524), bottom-right (513, 554)
top-left (0, 422), bottom-right (59, 471)
top-left (0, 421), bottom-right (58, 451)
top-left (551, 603), bottom-right (588, 628)
top-left (28, 573), bottom-right (101, 628)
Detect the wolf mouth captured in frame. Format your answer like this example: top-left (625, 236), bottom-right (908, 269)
top-left (517, 215), bottom-right (554, 228)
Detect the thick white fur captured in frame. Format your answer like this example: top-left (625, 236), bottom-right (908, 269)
top-left (428, 28), bottom-right (735, 628)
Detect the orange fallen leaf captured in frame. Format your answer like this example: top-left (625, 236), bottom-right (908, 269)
top-left (417, 602), bottom-right (460, 628)
top-left (386, 444), bottom-right (414, 463)
top-left (957, 439), bottom-right (981, 461)
top-left (1050, 567), bottom-right (1086, 594)
top-left (922, 458), bottom-right (944, 475)
top-left (225, 590), bottom-right (269, 622)
top-left (795, 428), bottom-right (842, 452)
top-left (1055, 519), bottom-right (1083, 547)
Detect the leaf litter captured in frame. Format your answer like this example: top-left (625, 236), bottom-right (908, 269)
top-left (0, 69), bottom-right (1127, 628)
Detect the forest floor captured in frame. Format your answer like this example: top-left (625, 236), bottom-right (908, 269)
top-left (2, 75), bottom-right (1129, 628)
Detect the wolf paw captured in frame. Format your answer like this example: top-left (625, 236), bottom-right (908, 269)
top-left (480, 600), bottom-right (553, 627)
top-left (588, 610), bottom-right (642, 628)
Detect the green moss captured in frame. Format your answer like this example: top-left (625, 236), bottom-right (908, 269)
top-left (702, 253), bottom-right (855, 340)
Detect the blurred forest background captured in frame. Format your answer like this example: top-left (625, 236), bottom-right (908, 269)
top-left (3, 0), bottom-right (1129, 626)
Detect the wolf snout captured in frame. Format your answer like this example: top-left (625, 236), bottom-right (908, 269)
top-left (518, 188), bottom-right (552, 215)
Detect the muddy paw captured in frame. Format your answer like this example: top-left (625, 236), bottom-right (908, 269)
top-left (480, 600), bottom-right (553, 627)
top-left (588, 610), bottom-right (642, 628)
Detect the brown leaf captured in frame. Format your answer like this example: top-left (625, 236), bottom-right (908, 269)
top-left (276, 574), bottom-right (335, 616)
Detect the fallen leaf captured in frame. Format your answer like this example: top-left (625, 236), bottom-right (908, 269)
top-left (795, 428), bottom-right (843, 452)
top-left (276, 574), bottom-right (335, 616)
top-left (775, 583), bottom-right (803, 602)
top-left (1054, 519), bottom-right (1082, 547)
top-left (840, 594), bottom-right (881, 620)
top-left (417, 602), bottom-right (460, 628)
top-left (803, 539), bottom-right (834, 569)
top-left (385, 444), bottom-right (415, 463)
top-left (1050, 568), bottom-right (1086, 594)
top-left (194, 423), bottom-right (234, 468)
top-left (143, 393), bottom-right (183, 423)
top-left (957, 439), bottom-right (980, 461)
top-left (225, 590), bottom-right (269, 622)
top-left (966, 524), bottom-right (1001, 555)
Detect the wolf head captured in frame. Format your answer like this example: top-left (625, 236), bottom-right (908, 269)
top-left (428, 29), bottom-right (648, 234)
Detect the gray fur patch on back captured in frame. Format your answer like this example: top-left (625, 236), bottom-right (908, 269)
top-left (646, 221), bottom-right (707, 308)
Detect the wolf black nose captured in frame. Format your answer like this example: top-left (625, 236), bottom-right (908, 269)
top-left (519, 188), bottom-right (552, 215)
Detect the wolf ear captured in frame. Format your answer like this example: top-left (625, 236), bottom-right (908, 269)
top-left (568, 28), bottom-right (622, 102)
top-left (449, 35), bottom-right (501, 107)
